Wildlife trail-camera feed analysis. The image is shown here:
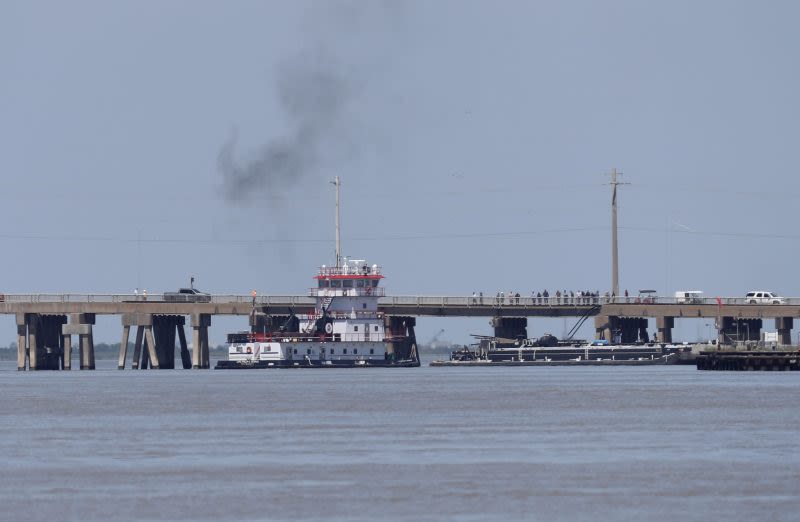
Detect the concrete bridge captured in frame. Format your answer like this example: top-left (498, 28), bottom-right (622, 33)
top-left (4, 293), bottom-right (799, 370)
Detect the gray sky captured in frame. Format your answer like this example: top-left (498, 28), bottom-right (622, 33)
top-left (2, 0), bottom-right (799, 345)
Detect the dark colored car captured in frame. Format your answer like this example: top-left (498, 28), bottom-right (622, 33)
top-left (163, 288), bottom-right (211, 303)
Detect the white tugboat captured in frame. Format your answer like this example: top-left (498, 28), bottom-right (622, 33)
top-left (216, 178), bottom-right (419, 369)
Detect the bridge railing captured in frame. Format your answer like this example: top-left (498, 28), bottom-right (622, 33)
top-left (605, 296), bottom-right (800, 306)
top-left (381, 296), bottom-right (604, 307)
top-left (2, 294), bottom-right (800, 307)
top-left (0, 294), bottom-right (316, 305)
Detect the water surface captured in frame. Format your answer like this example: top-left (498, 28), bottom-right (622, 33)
top-left (1, 360), bottom-right (798, 521)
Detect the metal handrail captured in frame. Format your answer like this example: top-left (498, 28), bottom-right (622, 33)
top-left (309, 287), bottom-right (386, 297)
top-left (2, 294), bottom-right (800, 306)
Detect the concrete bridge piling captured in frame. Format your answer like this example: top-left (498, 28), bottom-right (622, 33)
top-left (191, 314), bottom-right (211, 369)
top-left (118, 314), bottom-right (191, 370)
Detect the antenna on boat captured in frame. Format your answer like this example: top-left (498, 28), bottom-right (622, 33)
top-left (331, 176), bottom-right (341, 268)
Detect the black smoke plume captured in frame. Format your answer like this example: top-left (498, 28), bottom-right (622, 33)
top-left (218, 51), bottom-right (351, 202)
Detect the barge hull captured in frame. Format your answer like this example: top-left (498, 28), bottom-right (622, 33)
top-left (215, 360), bottom-right (420, 369)
top-left (430, 354), bottom-right (678, 367)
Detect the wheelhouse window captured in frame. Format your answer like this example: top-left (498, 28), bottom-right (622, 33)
top-left (331, 280), bottom-right (341, 288)
top-left (342, 279), bottom-right (354, 288)
top-left (318, 280), bottom-right (329, 288)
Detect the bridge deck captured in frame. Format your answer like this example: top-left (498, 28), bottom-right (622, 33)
top-left (1, 295), bottom-right (799, 318)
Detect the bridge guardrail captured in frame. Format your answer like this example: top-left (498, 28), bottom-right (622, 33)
top-left (2, 294), bottom-right (800, 307)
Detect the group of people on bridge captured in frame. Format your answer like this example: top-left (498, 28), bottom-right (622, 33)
top-left (469, 290), bottom-right (609, 306)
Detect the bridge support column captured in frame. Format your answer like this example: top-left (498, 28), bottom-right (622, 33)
top-left (718, 317), bottom-right (734, 345)
top-left (594, 316), bottom-right (609, 340)
top-left (22, 314), bottom-right (67, 371)
top-left (131, 326), bottom-right (145, 370)
top-left (491, 317), bottom-right (527, 340)
top-left (123, 314), bottom-right (185, 370)
top-left (62, 334), bottom-right (72, 370)
top-left (16, 314), bottom-right (27, 371)
top-left (776, 317), bottom-right (793, 346)
top-left (67, 314), bottom-right (96, 370)
top-left (118, 325), bottom-right (130, 370)
top-left (152, 316), bottom-right (184, 370)
top-left (177, 323), bottom-right (191, 369)
top-left (656, 316), bottom-right (673, 344)
top-left (191, 314), bottom-right (211, 369)
top-left (144, 325), bottom-right (160, 369)
top-left (28, 314), bottom-right (39, 371)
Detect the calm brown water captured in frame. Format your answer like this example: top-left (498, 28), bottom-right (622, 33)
top-left (1, 360), bottom-right (798, 521)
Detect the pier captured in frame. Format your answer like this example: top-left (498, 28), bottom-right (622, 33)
top-left (4, 293), bottom-right (800, 370)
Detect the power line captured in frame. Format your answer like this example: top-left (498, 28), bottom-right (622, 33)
top-left (0, 224), bottom-right (798, 245)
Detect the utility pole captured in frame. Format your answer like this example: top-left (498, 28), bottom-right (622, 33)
top-left (331, 176), bottom-right (341, 268)
top-left (608, 168), bottom-right (629, 298)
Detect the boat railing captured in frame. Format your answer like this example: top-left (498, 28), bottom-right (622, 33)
top-left (309, 287), bottom-right (386, 297)
top-left (317, 265), bottom-right (382, 277)
top-left (229, 332), bottom-right (386, 343)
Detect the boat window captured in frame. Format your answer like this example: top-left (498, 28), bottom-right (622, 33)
top-left (354, 349), bottom-right (358, 354)
top-left (318, 280), bottom-right (329, 288)
top-left (330, 349), bottom-right (334, 354)
top-left (342, 279), bottom-right (353, 288)
top-left (343, 348), bottom-right (347, 354)
top-left (374, 326), bottom-right (379, 332)
top-left (362, 303), bottom-right (366, 309)
top-left (371, 280), bottom-right (379, 287)
top-left (331, 280), bottom-right (341, 288)
top-left (293, 348), bottom-right (297, 354)
top-left (307, 348), bottom-right (311, 355)
top-left (370, 349), bottom-right (374, 354)
top-left (356, 279), bottom-right (364, 287)
top-left (354, 326), bottom-right (359, 332)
